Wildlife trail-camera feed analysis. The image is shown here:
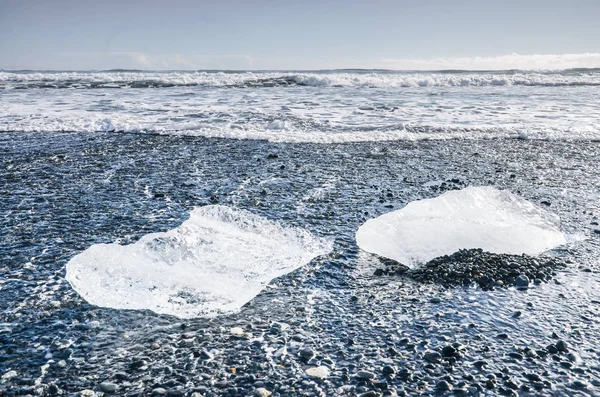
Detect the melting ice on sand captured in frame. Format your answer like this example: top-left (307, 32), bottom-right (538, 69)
top-left (356, 186), bottom-right (566, 267)
top-left (66, 205), bottom-right (332, 318)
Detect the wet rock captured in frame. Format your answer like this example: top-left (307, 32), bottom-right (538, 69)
top-left (358, 391), bottom-right (381, 397)
top-left (423, 351), bottom-right (442, 363)
top-left (98, 382), bottom-right (118, 394)
top-left (514, 275), bottom-right (530, 289)
top-left (299, 347), bottom-right (315, 360)
top-left (436, 380), bottom-right (451, 391)
top-left (356, 370), bottom-right (376, 380)
top-left (305, 366), bottom-right (330, 379)
top-left (473, 360), bottom-right (488, 369)
top-left (254, 387), bottom-right (272, 397)
top-left (555, 340), bottom-right (569, 353)
top-left (48, 384), bottom-right (60, 395)
top-left (441, 345), bottom-right (457, 357)
top-left (570, 380), bottom-right (589, 389)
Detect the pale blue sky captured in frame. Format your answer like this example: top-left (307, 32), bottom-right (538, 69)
top-left (1, 0), bottom-right (599, 70)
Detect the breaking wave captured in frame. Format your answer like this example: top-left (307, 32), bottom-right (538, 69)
top-left (2, 69), bottom-right (600, 89)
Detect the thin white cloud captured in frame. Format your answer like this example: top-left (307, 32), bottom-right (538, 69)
top-left (33, 51), bottom-right (600, 71)
top-left (368, 53), bottom-right (600, 71)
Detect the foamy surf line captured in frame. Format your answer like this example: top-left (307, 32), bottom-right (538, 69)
top-left (2, 70), bottom-right (600, 89)
top-left (3, 127), bottom-right (599, 143)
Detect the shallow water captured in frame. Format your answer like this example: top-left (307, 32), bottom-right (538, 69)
top-left (2, 70), bottom-right (600, 142)
top-left (1, 132), bottom-right (599, 395)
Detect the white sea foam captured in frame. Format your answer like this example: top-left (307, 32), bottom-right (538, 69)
top-left (356, 187), bottom-right (566, 266)
top-left (1, 70), bottom-right (600, 89)
top-left (2, 70), bottom-right (600, 142)
top-left (65, 205), bottom-right (333, 318)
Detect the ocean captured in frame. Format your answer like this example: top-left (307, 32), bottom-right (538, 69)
top-left (1, 69), bottom-right (599, 396)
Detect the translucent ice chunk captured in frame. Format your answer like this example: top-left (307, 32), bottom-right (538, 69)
top-left (66, 205), bottom-right (332, 318)
top-left (356, 187), bottom-right (566, 267)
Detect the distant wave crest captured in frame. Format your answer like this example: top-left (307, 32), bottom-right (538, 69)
top-left (2, 70), bottom-right (600, 89)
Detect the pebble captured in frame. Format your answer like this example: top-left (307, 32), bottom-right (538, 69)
top-left (436, 380), bottom-right (451, 391)
top-left (230, 327), bottom-right (244, 336)
top-left (442, 345), bottom-right (457, 357)
top-left (570, 380), bottom-right (589, 389)
top-left (305, 366), bottom-right (330, 379)
top-left (199, 350), bottom-right (213, 360)
top-left (556, 340), bottom-right (569, 353)
top-left (254, 387), bottom-right (272, 397)
top-left (152, 388), bottom-right (167, 396)
top-left (48, 384), bottom-right (60, 395)
top-left (358, 391), bottom-right (381, 397)
top-left (98, 382), bottom-right (118, 394)
top-left (299, 347), bottom-right (315, 360)
top-left (356, 370), bottom-right (376, 380)
top-left (423, 351), bottom-right (442, 363)
top-left (514, 275), bottom-right (530, 289)
top-left (1, 370), bottom-right (17, 380)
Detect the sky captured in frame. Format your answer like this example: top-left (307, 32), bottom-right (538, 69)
top-left (1, 0), bottom-right (600, 70)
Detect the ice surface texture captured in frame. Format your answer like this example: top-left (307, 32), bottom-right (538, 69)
top-left (356, 187), bottom-right (566, 267)
top-left (66, 205), bottom-right (333, 318)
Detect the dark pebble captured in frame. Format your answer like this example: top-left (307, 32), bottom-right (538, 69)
top-left (423, 351), bottom-right (442, 363)
top-left (436, 380), bottom-right (451, 391)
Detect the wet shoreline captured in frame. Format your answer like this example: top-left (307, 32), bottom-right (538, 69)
top-left (1, 133), bottom-right (599, 396)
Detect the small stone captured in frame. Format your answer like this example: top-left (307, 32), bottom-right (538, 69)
top-left (152, 388), bottom-right (167, 396)
top-left (473, 360), bottom-right (488, 369)
top-left (514, 275), bottom-right (530, 289)
top-left (429, 297), bottom-right (441, 304)
top-left (359, 392), bottom-right (381, 397)
top-left (1, 370), bottom-right (17, 380)
top-left (99, 382), bottom-right (118, 394)
top-left (254, 387), bottom-right (272, 397)
top-left (382, 365), bottom-right (396, 376)
top-left (230, 327), bottom-right (244, 337)
top-left (508, 352), bottom-right (523, 360)
top-left (57, 360), bottom-right (67, 368)
top-left (299, 347), bottom-right (315, 360)
top-left (80, 391), bottom-right (96, 397)
top-left (442, 345), bottom-right (457, 357)
top-left (305, 366), bottom-right (330, 379)
top-left (555, 340), bottom-right (569, 353)
top-left (436, 380), bottom-right (451, 391)
top-left (423, 351), bottom-right (442, 363)
top-left (570, 380), bottom-right (588, 389)
top-left (48, 384), bottom-right (60, 395)
top-left (356, 370), bottom-right (376, 380)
